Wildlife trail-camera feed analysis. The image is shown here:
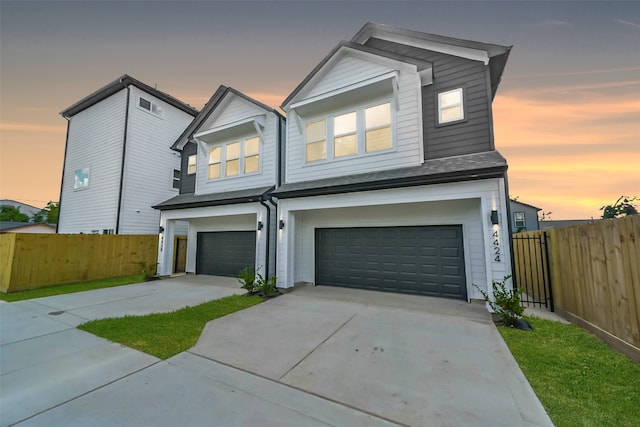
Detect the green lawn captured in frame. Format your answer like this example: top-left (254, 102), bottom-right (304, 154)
top-left (78, 295), bottom-right (262, 359)
top-left (0, 274), bottom-right (145, 302)
top-left (500, 316), bottom-right (640, 427)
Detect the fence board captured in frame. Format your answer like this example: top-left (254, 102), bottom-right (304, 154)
top-left (541, 216), bottom-right (640, 362)
top-left (0, 234), bottom-right (158, 292)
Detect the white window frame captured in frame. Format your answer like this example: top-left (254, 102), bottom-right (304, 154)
top-left (137, 96), bottom-right (163, 117)
top-left (187, 155), bottom-right (196, 175)
top-left (206, 135), bottom-right (261, 180)
top-left (437, 88), bottom-right (464, 124)
top-left (74, 167), bottom-right (90, 190)
top-left (304, 99), bottom-right (394, 164)
top-left (514, 212), bottom-right (526, 229)
top-left (172, 169), bottom-right (180, 190)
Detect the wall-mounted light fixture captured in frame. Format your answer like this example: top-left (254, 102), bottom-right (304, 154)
top-left (279, 220), bottom-right (285, 230)
top-left (257, 221), bottom-right (264, 231)
top-left (490, 210), bottom-right (499, 225)
top-left (159, 226), bottom-right (165, 234)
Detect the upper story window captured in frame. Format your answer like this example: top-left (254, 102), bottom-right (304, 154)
top-left (437, 88), bottom-right (464, 124)
top-left (137, 96), bottom-right (163, 117)
top-left (74, 167), bottom-right (90, 189)
top-left (187, 155), bottom-right (196, 174)
top-left (305, 102), bottom-right (392, 163)
top-left (207, 136), bottom-right (261, 180)
top-left (172, 169), bottom-right (180, 189)
top-left (514, 212), bottom-right (526, 229)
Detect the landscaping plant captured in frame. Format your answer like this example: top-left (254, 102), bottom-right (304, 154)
top-left (137, 261), bottom-right (158, 281)
top-left (237, 266), bottom-right (257, 293)
top-left (474, 275), bottom-right (524, 326)
top-left (255, 273), bottom-right (278, 298)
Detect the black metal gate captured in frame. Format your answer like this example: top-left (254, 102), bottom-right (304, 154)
top-left (512, 232), bottom-right (554, 311)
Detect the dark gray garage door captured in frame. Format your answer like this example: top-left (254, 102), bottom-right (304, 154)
top-left (315, 226), bottom-right (466, 299)
top-left (196, 231), bottom-right (256, 277)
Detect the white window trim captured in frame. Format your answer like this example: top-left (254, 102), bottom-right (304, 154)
top-left (136, 96), bottom-right (164, 118)
top-left (514, 212), bottom-right (526, 228)
top-left (206, 135), bottom-right (262, 181)
top-left (187, 155), bottom-right (197, 175)
top-left (73, 167), bottom-right (90, 190)
top-left (303, 99), bottom-right (395, 164)
top-left (172, 169), bottom-right (180, 190)
top-left (437, 88), bottom-right (464, 125)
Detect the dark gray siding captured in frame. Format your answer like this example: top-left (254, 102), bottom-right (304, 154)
top-left (179, 142), bottom-right (197, 194)
top-left (364, 38), bottom-right (493, 160)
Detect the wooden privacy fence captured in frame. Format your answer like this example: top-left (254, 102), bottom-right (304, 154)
top-left (0, 234), bottom-right (158, 293)
top-left (513, 216), bottom-right (639, 362)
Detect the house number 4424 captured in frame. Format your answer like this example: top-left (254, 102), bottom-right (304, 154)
top-left (492, 230), bottom-right (501, 262)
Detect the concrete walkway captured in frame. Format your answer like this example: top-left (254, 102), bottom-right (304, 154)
top-left (0, 276), bottom-right (553, 426)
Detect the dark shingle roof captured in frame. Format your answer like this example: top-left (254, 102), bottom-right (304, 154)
top-left (60, 74), bottom-right (199, 118)
top-left (153, 186), bottom-right (274, 210)
top-left (273, 151), bottom-right (507, 199)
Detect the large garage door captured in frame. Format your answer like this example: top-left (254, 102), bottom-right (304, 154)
top-left (196, 231), bottom-right (256, 277)
top-left (315, 226), bottom-right (466, 299)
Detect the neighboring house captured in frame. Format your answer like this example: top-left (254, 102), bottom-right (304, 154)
top-left (509, 200), bottom-right (541, 232)
top-left (271, 22), bottom-right (513, 301)
top-left (57, 75), bottom-right (198, 235)
top-left (0, 200), bottom-right (41, 220)
top-left (0, 222), bottom-right (56, 234)
top-left (539, 219), bottom-right (597, 230)
top-left (154, 87), bottom-right (285, 278)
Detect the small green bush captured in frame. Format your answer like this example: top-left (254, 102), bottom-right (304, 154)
top-left (237, 266), bottom-right (257, 293)
top-left (256, 273), bottom-right (278, 297)
top-left (475, 275), bottom-right (524, 326)
top-left (137, 261), bottom-right (158, 281)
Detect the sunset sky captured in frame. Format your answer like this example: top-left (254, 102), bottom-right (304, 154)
top-left (1, 0), bottom-right (638, 220)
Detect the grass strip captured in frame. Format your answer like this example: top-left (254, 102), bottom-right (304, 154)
top-left (0, 274), bottom-right (145, 302)
top-left (499, 316), bottom-right (640, 427)
top-left (78, 295), bottom-right (262, 360)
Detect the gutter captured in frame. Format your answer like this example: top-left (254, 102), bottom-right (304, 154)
top-left (115, 83), bottom-right (131, 234)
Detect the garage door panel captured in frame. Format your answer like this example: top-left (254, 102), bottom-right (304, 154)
top-left (196, 231), bottom-right (256, 277)
top-left (315, 226), bottom-right (466, 299)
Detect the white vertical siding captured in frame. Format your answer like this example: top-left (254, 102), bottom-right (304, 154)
top-left (276, 178), bottom-right (512, 300)
top-left (119, 86), bottom-right (195, 234)
top-left (195, 94), bottom-right (278, 195)
top-left (58, 90), bottom-right (127, 233)
top-left (285, 55), bottom-right (423, 184)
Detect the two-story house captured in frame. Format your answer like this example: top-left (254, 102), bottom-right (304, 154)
top-left (273, 23), bottom-right (513, 301)
top-left (153, 87), bottom-right (285, 278)
top-left (153, 22), bottom-right (513, 302)
top-left (58, 75), bottom-right (198, 235)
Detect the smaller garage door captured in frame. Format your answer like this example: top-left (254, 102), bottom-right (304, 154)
top-left (315, 226), bottom-right (466, 299)
top-left (196, 231), bottom-right (256, 277)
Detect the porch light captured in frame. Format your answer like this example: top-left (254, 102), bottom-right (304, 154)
top-left (257, 221), bottom-right (264, 231)
top-left (490, 210), bottom-right (499, 225)
top-left (279, 220), bottom-right (285, 230)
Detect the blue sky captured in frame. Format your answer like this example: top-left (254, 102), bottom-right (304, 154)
top-left (1, 1), bottom-right (639, 218)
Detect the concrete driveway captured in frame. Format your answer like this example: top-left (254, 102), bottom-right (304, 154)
top-left (1, 276), bottom-right (553, 426)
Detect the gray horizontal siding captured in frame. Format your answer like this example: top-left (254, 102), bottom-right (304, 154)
top-left (364, 38), bottom-right (493, 160)
top-left (180, 142), bottom-right (197, 194)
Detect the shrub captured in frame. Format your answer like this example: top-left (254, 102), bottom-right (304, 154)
top-left (237, 266), bottom-right (257, 293)
top-left (137, 261), bottom-right (158, 281)
top-left (256, 273), bottom-right (278, 298)
top-left (474, 275), bottom-right (524, 326)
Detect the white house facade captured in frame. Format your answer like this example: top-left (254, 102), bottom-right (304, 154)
top-left (154, 87), bottom-right (285, 279)
top-left (273, 23), bottom-right (513, 301)
top-left (58, 75), bottom-right (198, 235)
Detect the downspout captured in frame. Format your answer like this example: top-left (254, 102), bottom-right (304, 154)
top-left (503, 170), bottom-right (517, 290)
top-left (56, 116), bottom-right (72, 233)
top-left (115, 84), bottom-right (131, 234)
top-left (258, 196), bottom-right (271, 279)
top-left (266, 194), bottom-right (278, 279)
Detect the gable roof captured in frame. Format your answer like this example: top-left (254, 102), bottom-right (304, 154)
top-left (509, 199), bottom-right (542, 211)
top-left (60, 74), bottom-right (199, 118)
top-left (171, 86), bottom-right (285, 151)
top-left (281, 40), bottom-right (433, 109)
top-left (352, 22), bottom-right (512, 98)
